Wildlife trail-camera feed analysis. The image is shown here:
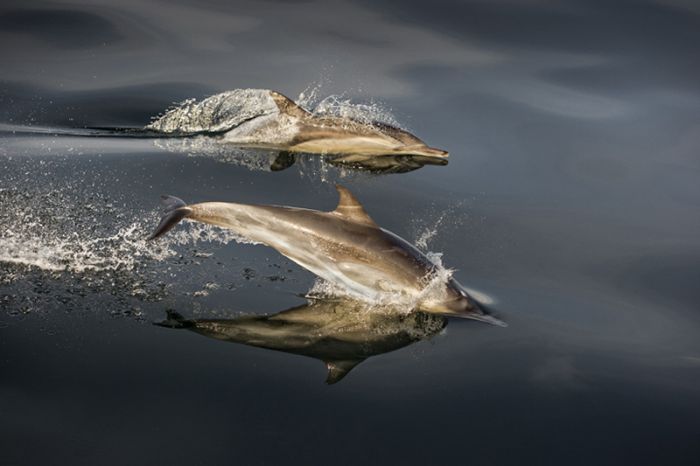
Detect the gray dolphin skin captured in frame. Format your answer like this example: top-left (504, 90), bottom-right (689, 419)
top-left (149, 185), bottom-right (505, 325)
top-left (155, 300), bottom-right (447, 384)
top-left (146, 89), bottom-right (448, 159)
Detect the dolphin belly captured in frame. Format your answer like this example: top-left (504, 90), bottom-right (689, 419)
top-left (289, 136), bottom-right (400, 155)
top-left (238, 223), bottom-right (419, 299)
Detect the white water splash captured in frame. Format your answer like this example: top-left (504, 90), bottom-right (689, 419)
top-left (152, 137), bottom-right (295, 172)
top-left (415, 213), bottom-right (448, 251)
top-left (0, 219), bottom-right (250, 277)
top-left (296, 80), bottom-right (401, 127)
top-left (146, 89), bottom-right (279, 134)
top-left (413, 202), bottom-right (466, 251)
top-left (0, 222), bottom-right (168, 273)
top-left (295, 81), bottom-right (325, 110)
top-left (312, 94), bottom-right (401, 128)
top-left (305, 250), bottom-right (456, 312)
top-left (0, 182), bottom-right (252, 280)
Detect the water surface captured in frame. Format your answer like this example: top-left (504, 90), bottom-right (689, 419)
top-left (2, 1), bottom-right (700, 465)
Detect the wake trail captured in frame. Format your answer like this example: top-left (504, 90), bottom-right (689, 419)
top-left (0, 123), bottom-right (179, 139)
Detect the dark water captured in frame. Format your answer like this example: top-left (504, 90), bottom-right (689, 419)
top-left (2, 1), bottom-right (700, 464)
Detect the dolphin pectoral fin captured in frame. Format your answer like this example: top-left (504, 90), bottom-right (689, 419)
top-left (270, 151), bottom-right (296, 171)
top-left (148, 195), bottom-right (193, 240)
top-left (324, 359), bottom-right (364, 385)
top-left (332, 185), bottom-right (378, 227)
top-left (154, 310), bottom-right (193, 329)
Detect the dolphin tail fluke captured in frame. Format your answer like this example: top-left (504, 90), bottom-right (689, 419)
top-left (148, 195), bottom-right (192, 240)
top-left (154, 310), bottom-right (193, 329)
top-left (324, 359), bottom-right (364, 385)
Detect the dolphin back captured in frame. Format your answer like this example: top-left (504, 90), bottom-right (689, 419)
top-left (148, 195), bottom-right (192, 240)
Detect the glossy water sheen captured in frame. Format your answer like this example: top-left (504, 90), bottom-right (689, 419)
top-left (1, 1), bottom-right (700, 465)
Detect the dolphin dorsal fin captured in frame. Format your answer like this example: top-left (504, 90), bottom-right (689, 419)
top-left (269, 91), bottom-right (310, 119)
top-left (332, 185), bottom-right (377, 227)
top-left (325, 359), bottom-right (364, 384)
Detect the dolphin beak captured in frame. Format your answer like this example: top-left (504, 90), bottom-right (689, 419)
top-left (451, 299), bottom-right (508, 327)
top-left (463, 311), bottom-right (508, 327)
top-left (422, 147), bottom-right (449, 158)
top-left (400, 145), bottom-right (449, 158)
top-left (424, 298), bottom-right (507, 326)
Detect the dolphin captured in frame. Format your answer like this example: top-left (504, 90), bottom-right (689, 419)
top-left (155, 299), bottom-right (447, 384)
top-left (146, 89), bottom-right (448, 160)
top-left (148, 185), bottom-right (505, 326)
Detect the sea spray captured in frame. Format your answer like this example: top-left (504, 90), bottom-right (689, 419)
top-left (146, 89), bottom-right (279, 135)
top-left (148, 87), bottom-right (402, 136)
top-left (305, 251), bottom-right (457, 313)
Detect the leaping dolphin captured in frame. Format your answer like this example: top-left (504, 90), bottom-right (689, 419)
top-left (146, 89), bottom-right (448, 160)
top-left (155, 299), bottom-right (447, 384)
top-left (148, 185), bottom-right (505, 326)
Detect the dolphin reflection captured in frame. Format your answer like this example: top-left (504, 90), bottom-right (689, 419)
top-left (311, 152), bottom-right (448, 174)
top-left (271, 151), bottom-right (449, 174)
top-left (155, 299), bottom-right (447, 384)
top-left (151, 141), bottom-right (448, 174)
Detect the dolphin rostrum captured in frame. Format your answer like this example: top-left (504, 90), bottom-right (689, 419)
top-left (155, 299), bottom-right (447, 384)
top-left (146, 89), bottom-right (448, 160)
top-left (149, 185), bottom-right (505, 325)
